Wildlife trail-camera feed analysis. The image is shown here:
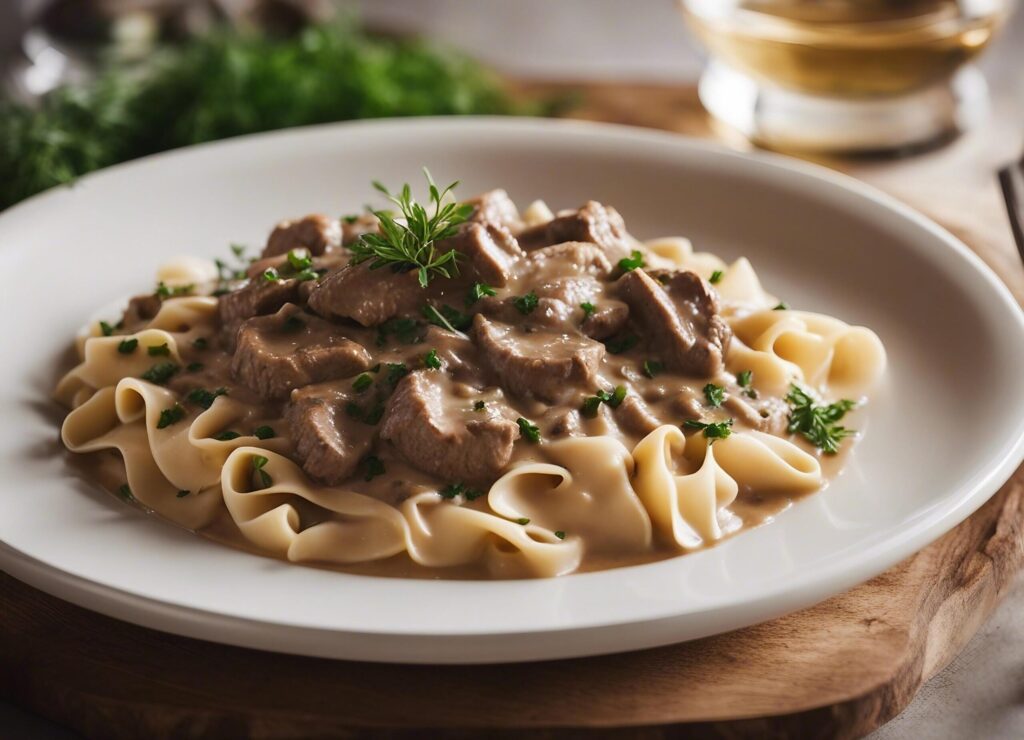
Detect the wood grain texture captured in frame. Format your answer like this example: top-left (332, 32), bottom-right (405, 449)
top-left (3, 82), bottom-right (1023, 739)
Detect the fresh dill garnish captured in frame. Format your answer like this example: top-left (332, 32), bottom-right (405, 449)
top-left (683, 418), bottom-right (734, 441)
top-left (349, 169), bottom-right (472, 288)
top-left (466, 282), bottom-right (496, 305)
top-left (251, 455), bottom-right (273, 488)
top-left (423, 349), bottom-right (443, 369)
top-left (785, 385), bottom-right (857, 454)
top-left (423, 303), bottom-right (472, 332)
top-left (618, 250), bottom-right (645, 272)
top-left (703, 383), bottom-right (725, 408)
top-left (512, 291), bottom-right (539, 315)
top-left (253, 425), bottom-right (276, 440)
top-left (141, 362), bottom-right (179, 385)
top-left (156, 404), bottom-right (187, 429)
top-left (580, 301), bottom-right (596, 319)
top-left (377, 317), bottom-right (424, 345)
top-left (710, 270), bottom-right (724, 284)
top-left (117, 338), bottom-right (138, 354)
top-left (517, 417), bottom-right (541, 443)
top-left (642, 359), bottom-right (663, 378)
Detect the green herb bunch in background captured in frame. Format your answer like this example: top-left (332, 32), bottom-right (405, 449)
top-left (0, 22), bottom-right (531, 210)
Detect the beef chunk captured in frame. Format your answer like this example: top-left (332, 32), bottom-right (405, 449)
top-left (525, 241), bottom-right (612, 279)
top-left (670, 387), bottom-right (704, 421)
top-left (472, 314), bottom-right (604, 405)
top-left (550, 409), bottom-right (582, 437)
top-left (437, 221), bottom-right (524, 286)
top-left (245, 251), bottom-right (348, 281)
top-left (617, 269), bottom-right (731, 376)
top-left (465, 189), bottom-right (522, 229)
top-left (287, 383), bottom-right (375, 484)
top-left (231, 305), bottom-right (372, 401)
top-left (307, 262), bottom-right (423, 327)
top-left (122, 294), bottom-right (162, 329)
top-left (616, 394), bottom-right (662, 436)
top-left (517, 201), bottom-right (633, 262)
top-left (262, 214), bottom-right (342, 258)
top-left (380, 371), bottom-right (518, 484)
top-left (218, 278), bottom-right (300, 349)
top-left (581, 302), bottom-right (629, 340)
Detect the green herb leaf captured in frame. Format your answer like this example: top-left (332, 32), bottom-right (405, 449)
top-left (516, 517), bottom-right (530, 525)
top-left (349, 169), bottom-right (470, 288)
top-left (117, 338), bottom-right (138, 354)
top-left (605, 333), bottom-right (639, 354)
top-left (581, 395), bottom-right (603, 418)
top-left (618, 250), bottom-right (645, 272)
top-left (439, 482), bottom-right (464, 499)
top-left (286, 248), bottom-right (313, 271)
top-left (710, 270), bottom-right (724, 284)
top-left (683, 418), bottom-right (734, 441)
top-left (176, 489), bottom-right (190, 498)
top-left (117, 484), bottom-right (134, 502)
top-left (773, 302), bottom-right (789, 311)
top-left (703, 383), bottom-right (725, 408)
top-left (186, 387), bottom-right (227, 409)
top-left (342, 215), bottom-right (359, 225)
top-left (156, 281), bottom-right (193, 298)
top-left (352, 373), bottom-right (374, 392)
top-left (467, 282), bottom-right (496, 305)
top-left (147, 342), bottom-right (171, 357)
top-left (377, 317), bottom-right (424, 345)
top-left (785, 385), bottom-right (856, 454)
top-left (252, 454), bottom-right (273, 488)
top-left (385, 362), bottom-right (409, 388)
top-left (99, 321), bottom-right (115, 336)
top-left (512, 291), bottom-right (539, 315)
top-left (192, 337), bottom-right (208, 350)
top-left (555, 530), bottom-right (566, 540)
top-left (737, 369), bottom-right (758, 399)
top-left (141, 362), bottom-right (179, 385)
top-left (473, 400), bottom-right (486, 411)
top-left (423, 303), bottom-right (472, 333)
top-left (363, 455), bottom-right (385, 481)
top-left (262, 267), bottom-right (280, 282)
top-left (580, 301), bottom-right (596, 319)
top-left (253, 425), bottom-right (275, 440)
top-left (156, 403), bottom-right (187, 429)
top-left (423, 349), bottom-right (442, 369)
top-left (517, 417), bottom-right (541, 443)
top-left (214, 430), bottom-right (241, 441)
top-left (642, 359), bottom-right (663, 378)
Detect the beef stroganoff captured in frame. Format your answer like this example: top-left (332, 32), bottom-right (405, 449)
top-left (56, 172), bottom-right (886, 578)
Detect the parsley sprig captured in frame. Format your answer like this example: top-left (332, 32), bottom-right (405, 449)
top-left (785, 385), bottom-right (857, 454)
top-left (349, 169), bottom-right (472, 288)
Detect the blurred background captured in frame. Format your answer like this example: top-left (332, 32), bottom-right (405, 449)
top-left (1, 1), bottom-right (1023, 738)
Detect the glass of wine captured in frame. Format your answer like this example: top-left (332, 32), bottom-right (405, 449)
top-left (679, 0), bottom-right (1016, 153)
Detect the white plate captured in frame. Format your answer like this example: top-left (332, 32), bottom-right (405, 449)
top-left (2, 118), bottom-right (1023, 664)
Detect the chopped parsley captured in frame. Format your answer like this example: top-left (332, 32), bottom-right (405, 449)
top-left (642, 359), bottom-right (664, 378)
top-left (282, 315), bottom-right (305, 333)
top-left (352, 373), bottom-right (374, 392)
top-left (423, 303), bottom-right (472, 332)
top-left (423, 349), bottom-right (442, 369)
top-left (262, 267), bottom-right (280, 282)
top-left (737, 369), bottom-right (758, 399)
top-left (605, 333), bottom-right (639, 354)
top-left (294, 268), bottom-right (319, 282)
top-left (147, 342), bottom-right (171, 357)
top-left (466, 282), bottom-right (496, 305)
top-left (516, 517), bottom-right (530, 525)
top-left (683, 418), bottom-right (734, 441)
top-left (517, 417), bottom-right (541, 443)
top-left (286, 248), bottom-right (313, 271)
top-left (192, 337), bottom-right (208, 350)
top-left (773, 301), bottom-right (789, 311)
top-left (385, 362), bottom-right (409, 387)
top-left (580, 301), bottom-right (596, 319)
top-left (377, 317), bottom-right (424, 345)
top-left (473, 400), bottom-right (486, 411)
top-left (230, 243), bottom-right (247, 260)
top-left (141, 362), bottom-right (179, 385)
top-left (347, 400), bottom-right (385, 426)
top-left (156, 403), bottom-right (187, 429)
top-left (342, 214), bottom-right (359, 225)
top-left (703, 383), bottom-right (725, 408)
top-left (117, 484), bottom-right (134, 502)
top-left (213, 430), bottom-right (241, 441)
top-left (155, 281), bottom-right (193, 298)
top-left (581, 395), bottom-right (603, 418)
top-left (582, 386), bottom-right (628, 417)
top-left (439, 482), bottom-right (485, 501)
top-left (512, 291), bottom-right (539, 315)
top-left (186, 362), bottom-right (204, 372)
top-left (117, 338), bottom-right (138, 354)
top-left (252, 454), bottom-right (273, 488)
top-left (555, 530), bottom-right (566, 540)
top-left (618, 249), bottom-right (645, 273)
top-left (363, 455), bottom-right (386, 481)
top-left (253, 425), bottom-right (275, 440)
top-left (785, 385), bottom-right (857, 454)
top-left (186, 387), bottom-right (227, 409)
top-left (99, 321), bottom-right (115, 336)
top-left (710, 270), bottom-right (724, 284)
top-left (176, 490), bottom-right (190, 498)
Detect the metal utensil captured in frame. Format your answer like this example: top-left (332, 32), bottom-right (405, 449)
top-left (998, 154), bottom-right (1024, 263)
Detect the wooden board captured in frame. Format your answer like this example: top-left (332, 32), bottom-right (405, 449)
top-left (3, 83), bottom-right (1023, 739)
